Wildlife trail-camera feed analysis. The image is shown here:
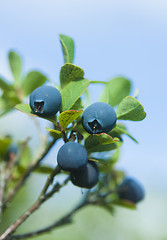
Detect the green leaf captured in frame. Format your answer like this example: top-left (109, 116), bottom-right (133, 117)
top-left (59, 34), bottom-right (75, 64)
top-left (46, 127), bottom-right (63, 139)
top-left (113, 199), bottom-right (136, 210)
top-left (0, 77), bottom-right (12, 92)
top-left (59, 110), bottom-right (83, 130)
top-left (15, 104), bottom-right (57, 125)
top-left (0, 91), bottom-right (21, 116)
top-left (22, 71), bottom-right (47, 96)
top-left (98, 150), bottom-right (120, 174)
top-left (116, 96), bottom-right (146, 121)
top-left (19, 144), bottom-right (31, 168)
top-left (100, 77), bottom-right (131, 106)
top-left (0, 137), bottom-right (12, 157)
top-left (70, 98), bottom-right (83, 110)
top-left (114, 124), bottom-right (138, 143)
top-left (61, 78), bottom-right (90, 112)
top-left (60, 63), bottom-right (84, 88)
top-left (8, 51), bottom-right (22, 83)
top-left (85, 133), bottom-right (121, 153)
top-left (108, 128), bottom-right (123, 140)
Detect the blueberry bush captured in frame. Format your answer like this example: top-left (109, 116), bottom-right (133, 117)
top-left (0, 34), bottom-right (146, 240)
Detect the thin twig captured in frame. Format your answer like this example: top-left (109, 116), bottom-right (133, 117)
top-left (0, 176), bottom-right (70, 240)
top-left (3, 139), bottom-right (57, 211)
top-left (0, 144), bottom-right (22, 218)
top-left (39, 166), bottom-right (61, 197)
top-left (5, 138), bottom-right (30, 191)
top-left (0, 163), bottom-right (6, 221)
top-left (31, 118), bottom-right (46, 145)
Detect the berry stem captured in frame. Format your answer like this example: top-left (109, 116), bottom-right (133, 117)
top-left (89, 80), bottom-right (107, 84)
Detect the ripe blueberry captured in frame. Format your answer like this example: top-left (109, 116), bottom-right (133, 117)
top-left (70, 161), bottom-right (99, 189)
top-left (29, 86), bottom-right (62, 117)
top-left (82, 102), bottom-right (117, 134)
top-left (57, 142), bottom-right (88, 172)
top-left (118, 177), bottom-right (145, 204)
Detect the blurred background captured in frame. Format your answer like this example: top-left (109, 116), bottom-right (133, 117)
top-left (0, 0), bottom-right (167, 239)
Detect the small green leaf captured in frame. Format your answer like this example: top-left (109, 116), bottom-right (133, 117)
top-left (116, 96), bottom-right (146, 121)
top-left (8, 51), bottom-right (22, 83)
top-left (46, 127), bottom-right (63, 139)
top-left (0, 77), bottom-right (12, 92)
top-left (0, 92), bottom-right (21, 116)
top-left (59, 34), bottom-right (75, 63)
top-left (0, 137), bottom-right (12, 157)
top-left (100, 77), bottom-right (131, 106)
top-left (61, 78), bottom-right (89, 112)
top-left (59, 110), bottom-right (83, 130)
top-left (113, 199), bottom-right (136, 209)
top-left (15, 104), bottom-right (57, 125)
top-left (60, 63), bottom-right (84, 88)
top-left (85, 133), bottom-right (121, 153)
top-left (114, 124), bottom-right (138, 143)
top-left (19, 144), bottom-right (31, 168)
top-left (22, 71), bottom-right (47, 96)
top-left (108, 128), bottom-right (123, 140)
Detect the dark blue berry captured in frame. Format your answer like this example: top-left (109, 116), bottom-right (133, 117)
top-left (57, 142), bottom-right (88, 172)
top-left (29, 86), bottom-right (61, 117)
top-left (70, 161), bottom-right (99, 189)
top-left (82, 102), bottom-right (117, 134)
top-left (118, 177), bottom-right (145, 204)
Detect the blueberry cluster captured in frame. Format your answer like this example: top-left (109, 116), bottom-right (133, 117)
top-left (29, 86), bottom-right (119, 189)
top-left (29, 87), bottom-right (145, 199)
top-left (57, 142), bottom-right (99, 189)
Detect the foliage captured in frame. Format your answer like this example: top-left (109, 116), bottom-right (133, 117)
top-left (0, 34), bottom-right (146, 240)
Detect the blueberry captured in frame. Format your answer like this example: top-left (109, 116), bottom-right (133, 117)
top-left (57, 142), bottom-right (88, 172)
top-left (118, 177), bottom-right (145, 204)
top-left (70, 161), bottom-right (99, 189)
top-left (82, 102), bottom-right (117, 134)
top-left (29, 86), bottom-right (62, 117)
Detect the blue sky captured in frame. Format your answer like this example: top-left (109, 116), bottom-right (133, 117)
top-left (0, 0), bottom-right (167, 190)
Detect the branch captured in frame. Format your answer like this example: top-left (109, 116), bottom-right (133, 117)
top-left (8, 197), bottom-right (89, 240)
top-left (0, 175), bottom-right (70, 240)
